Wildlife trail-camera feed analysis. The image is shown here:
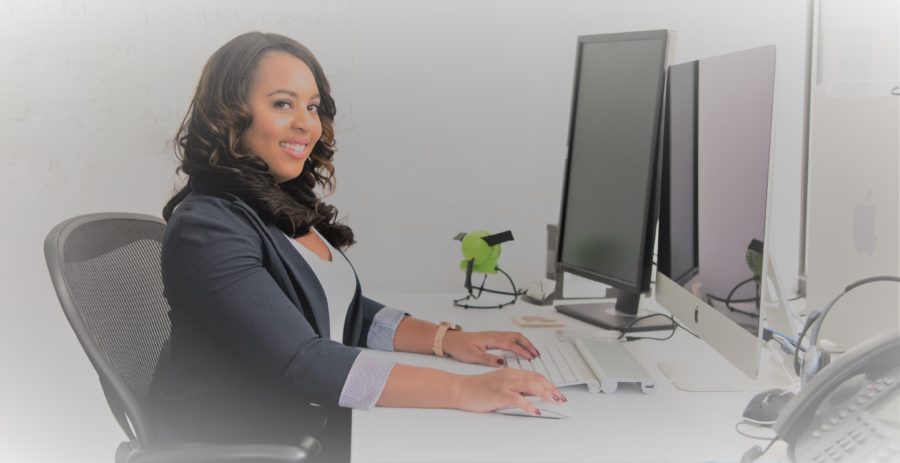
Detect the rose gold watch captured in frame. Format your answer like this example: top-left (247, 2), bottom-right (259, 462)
top-left (432, 321), bottom-right (462, 357)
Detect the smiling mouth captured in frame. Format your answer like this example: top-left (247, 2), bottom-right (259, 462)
top-left (280, 142), bottom-right (307, 156)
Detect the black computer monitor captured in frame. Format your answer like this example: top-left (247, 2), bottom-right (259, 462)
top-left (658, 60), bottom-right (699, 288)
top-left (554, 30), bottom-right (671, 332)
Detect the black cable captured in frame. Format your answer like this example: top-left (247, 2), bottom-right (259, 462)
top-left (474, 287), bottom-right (525, 296)
top-left (617, 313), bottom-right (678, 342)
top-left (470, 278), bottom-right (525, 297)
top-left (706, 277), bottom-right (760, 318)
top-left (453, 297), bottom-right (517, 310)
top-left (454, 266), bottom-right (519, 309)
top-left (759, 437), bottom-right (778, 458)
top-left (710, 281), bottom-right (803, 308)
top-left (624, 330), bottom-right (677, 342)
top-left (468, 274), bottom-right (487, 298)
top-left (499, 267), bottom-right (519, 303)
top-left (463, 268), bottom-right (522, 298)
top-left (726, 277), bottom-right (759, 312)
top-left (755, 279), bottom-right (761, 308)
top-left (707, 293), bottom-right (758, 304)
top-left (672, 319), bottom-right (699, 339)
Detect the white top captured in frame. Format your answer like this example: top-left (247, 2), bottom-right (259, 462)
top-left (283, 228), bottom-right (405, 411)
top-left (284, 228), bottom-right (356, 342)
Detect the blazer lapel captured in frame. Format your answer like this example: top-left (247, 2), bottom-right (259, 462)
top-left (197, 192), bottom-right (333, 339)
top-left (336, 246), bottom-right (364, 346)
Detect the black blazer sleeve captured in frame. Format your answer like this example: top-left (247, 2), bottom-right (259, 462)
top-left (356, 296), bottom-right (387, 348)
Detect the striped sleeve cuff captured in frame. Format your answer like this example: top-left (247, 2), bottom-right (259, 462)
top-left (366, 306), bottom-right (406, 352)
top-left (337, 353), bottom-right (396, 410)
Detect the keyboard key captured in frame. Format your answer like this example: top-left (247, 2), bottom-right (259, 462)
top-left (560, 342), bottom-right (591, 381)
top-left (530, 355), bottom-right (552, 381)
top-left (545, 344), bottom-right (574, 383)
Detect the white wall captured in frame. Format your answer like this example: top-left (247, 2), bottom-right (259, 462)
top-left (0, 1), bottom-right (807, 460)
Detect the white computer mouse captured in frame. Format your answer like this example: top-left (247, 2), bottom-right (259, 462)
top-left (493, 407), bottom-right (568, 419)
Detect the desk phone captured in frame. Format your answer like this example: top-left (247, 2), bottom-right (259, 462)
top-left (774, 334), bottom-right (900, 463)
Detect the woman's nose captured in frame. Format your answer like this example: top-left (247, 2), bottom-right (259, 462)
top-left (292, 110), bottom-right (313, 131)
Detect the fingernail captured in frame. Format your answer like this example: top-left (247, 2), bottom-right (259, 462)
top-left (553, 394), bottom-right (561, 402)
top-left (496, 358), bottom-right (505, 366)
top-left (534, 409), bottom-right (542, 416)
top-left (562, 394), bottom-right (568, 402)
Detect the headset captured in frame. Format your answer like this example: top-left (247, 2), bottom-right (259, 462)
top-left (794, 275), bottom-right (900, 385)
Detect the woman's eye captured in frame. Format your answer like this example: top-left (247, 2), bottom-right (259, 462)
top-left (274, 100), bottom-right (293, 109)
top-left (308, 104), bottom-right (320, 114)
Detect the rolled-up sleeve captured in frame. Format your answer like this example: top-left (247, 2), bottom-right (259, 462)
top-left (365, 306), bottom-right (406, 352)
top-left (338, 353), bottom-right (396, 410)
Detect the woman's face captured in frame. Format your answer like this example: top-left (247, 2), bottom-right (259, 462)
top-left (242, 51), bottom-right (323, 183)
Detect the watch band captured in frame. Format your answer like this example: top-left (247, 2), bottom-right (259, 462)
top-left (432, 321), bottom-right (462, 357)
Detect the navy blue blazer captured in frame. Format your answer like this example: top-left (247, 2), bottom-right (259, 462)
top-left (150, 189), bottom-right (384, 443)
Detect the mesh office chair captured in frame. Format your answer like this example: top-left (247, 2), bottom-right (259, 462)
top-left (44, 213), bottom-right (321, 463)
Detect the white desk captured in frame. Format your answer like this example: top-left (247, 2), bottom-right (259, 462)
top-left (353, 293), bottom-right (793, 462)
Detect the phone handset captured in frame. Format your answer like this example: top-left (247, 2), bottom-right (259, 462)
top-left (773, 333), bottom-right (900, 462)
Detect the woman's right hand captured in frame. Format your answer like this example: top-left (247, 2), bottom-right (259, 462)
top-left (454, 368), bottom-right (567, 416)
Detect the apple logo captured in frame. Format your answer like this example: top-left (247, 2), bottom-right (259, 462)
top-left (853, 190), bottom-right (877, 255)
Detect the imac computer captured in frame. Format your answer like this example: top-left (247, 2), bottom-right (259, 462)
top-left (554, 30), bottom-right (672, 332)
top-left (656, 45), bottom-right (777, 387)
top-left (804, 0), bottom-right (900, 352)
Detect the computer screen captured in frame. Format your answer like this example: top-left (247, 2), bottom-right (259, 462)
top-left (656, 45), bottom-right (776, 380)
top-left (658, 60), bottom-right (698, 288)
top-left (554, 30), bottom-right (671, 332)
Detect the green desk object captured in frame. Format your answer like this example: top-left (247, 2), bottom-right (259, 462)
top-left (452, 230), bottom-right (517, 309)
top-left (456, 230), bottom-right (506, 275)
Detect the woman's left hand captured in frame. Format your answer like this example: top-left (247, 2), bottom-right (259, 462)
top-left (441, 330), bottom-right (540, 367)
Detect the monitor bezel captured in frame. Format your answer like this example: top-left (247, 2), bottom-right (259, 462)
top-left (555, 30), bottom-right (670, 294)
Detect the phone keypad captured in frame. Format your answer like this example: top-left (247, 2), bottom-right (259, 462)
top-left (797, 373), bottom-right (899, 463)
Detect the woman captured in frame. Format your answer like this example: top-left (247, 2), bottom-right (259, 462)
top-left (151, 31), bottom-right (564, 455)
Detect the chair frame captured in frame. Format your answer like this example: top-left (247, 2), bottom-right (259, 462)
top-left (45, 213), bottom-right (318, 463)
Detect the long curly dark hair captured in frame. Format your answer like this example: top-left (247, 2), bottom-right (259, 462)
top-left (163, 31), bottom-right (354, 249)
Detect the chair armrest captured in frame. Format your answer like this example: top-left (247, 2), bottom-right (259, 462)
top-left (125, 437), bottom-right (321, 463)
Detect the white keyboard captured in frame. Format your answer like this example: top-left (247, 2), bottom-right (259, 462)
top-left (503, 341), bottom-right (594, 387)
top-left (503, 338), bottom-right (656, 394)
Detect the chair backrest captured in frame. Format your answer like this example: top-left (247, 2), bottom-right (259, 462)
top-left (44, 213), bottom-right (170, 445)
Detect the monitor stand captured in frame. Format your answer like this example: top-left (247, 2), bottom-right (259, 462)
top-left (657, 340), bottom-right (795, 392)
top-left (555, 291), bottom-right (672, 332)
top-left (657, 360), bottom-right (753, 392)
top-left (762, 252), bottom-right (802, 338)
